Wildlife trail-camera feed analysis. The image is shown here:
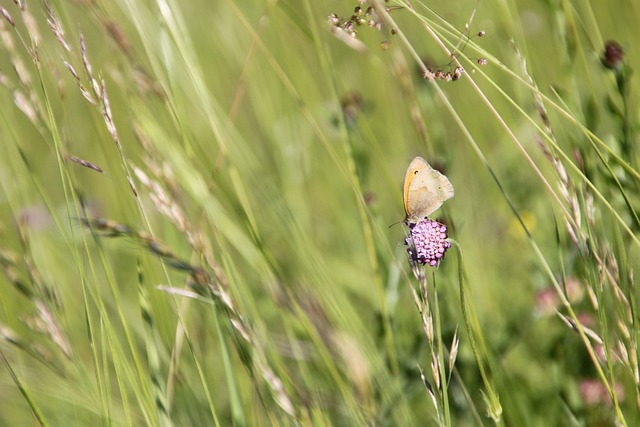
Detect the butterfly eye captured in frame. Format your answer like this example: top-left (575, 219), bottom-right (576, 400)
top-left (413, 170), bottom-right (419, 175)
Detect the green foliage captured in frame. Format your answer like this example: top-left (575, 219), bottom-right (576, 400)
top-left (0, 0), bottom-right (638, 425)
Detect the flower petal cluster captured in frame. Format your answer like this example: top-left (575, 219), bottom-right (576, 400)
top-left (405, 218), bottom-right (450, 268)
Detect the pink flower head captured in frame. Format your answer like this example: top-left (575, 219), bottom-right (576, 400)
top-left (405, 218), bottom-right (450, 268)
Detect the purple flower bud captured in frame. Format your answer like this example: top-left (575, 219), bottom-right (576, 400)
top-left (602, 41), bottom-right (624, 70)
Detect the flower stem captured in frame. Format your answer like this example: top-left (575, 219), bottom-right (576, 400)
top-left (450, 240), bottom-right (502, 423)
top-left (432, 273), bottom-right (451, 427)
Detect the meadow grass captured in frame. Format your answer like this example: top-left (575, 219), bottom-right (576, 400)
top-left (0, 0), bottom-right (639, 425)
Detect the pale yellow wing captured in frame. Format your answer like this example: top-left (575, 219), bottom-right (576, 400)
top-left (403, 157), bottom-right (454, 223)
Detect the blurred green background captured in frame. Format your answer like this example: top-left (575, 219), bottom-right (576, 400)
top-left (0, 0), bottom-right (638, 425)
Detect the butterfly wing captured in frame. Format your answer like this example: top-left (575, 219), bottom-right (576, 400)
top-left (404, 157), bottom-right (454, 223)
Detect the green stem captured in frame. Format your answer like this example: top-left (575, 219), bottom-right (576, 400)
top-left (616, 68), bottom-right (632, 165)
top-left (451, 240), bottom-right (502, 423)
top-left (432, 274), bottom-right (451, 427)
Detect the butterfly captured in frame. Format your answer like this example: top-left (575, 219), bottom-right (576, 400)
top-left (403, 156), bottom-right (454, 224)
